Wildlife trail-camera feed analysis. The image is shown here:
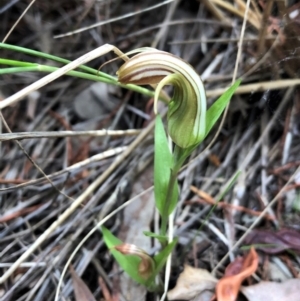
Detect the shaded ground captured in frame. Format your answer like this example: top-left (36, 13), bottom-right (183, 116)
top-left (0, 0), bottom-right (300, 300)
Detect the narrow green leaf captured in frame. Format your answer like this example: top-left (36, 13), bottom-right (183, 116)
top-left (0, 43), bottom-right (159, 100)
top-left (101, 226), bottom-right (147, 285)
top-left (205, 80), bottom-right (241, 137)
top-left (216, 170), bottom-right (241, 202)
top-left (154, 114), bottom-right (173, 215)
top-left (0, 58), bottom-right (39, 67)
top-left (143, 231), bottom-right (168, 244)
top-left (199, 170), bottom-right (241, 232)
top-left (0, 67), bottom-right (42, 75)
top-left (152, 238), bottom-right (178, 277)
top-left (0, 42), bottom-right (112, 78)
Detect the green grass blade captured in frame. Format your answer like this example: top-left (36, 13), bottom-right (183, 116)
top-left (0, 67), bottom-right (41, 75)
top-left (0, 57), bottom-right (158, 99)
top-left (0, 58), bottom-right (39, 67)
top-left (216, 170), bottom-right (241, 202)
top-left (200, 170), bottom-right (241, 232)
top-left (0, 42), bottom-right (111, 78)
top-left (0, 65), bottom-right (118, 84)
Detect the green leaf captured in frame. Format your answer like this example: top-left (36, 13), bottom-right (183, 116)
top-left (101, 227), bottom-right (177, 290)
top-left (199, 170), bottom-right (241, 233)
top-left (168, 178), bottom-right (179, 214)
top-left (205, 80), bottom-right (241, 138)
top-left (0, 58), bottom-right (39, 67)
top-left (216, 170), bottom-right (241, 202)
top-left (101, 226), bottom-right (147, 285)
top-left (143, 231), bottom-right (168, 244)
top-left (152, 238), bottom-right (178, 278)
top-left (154, 114), bottom-right (173, 215)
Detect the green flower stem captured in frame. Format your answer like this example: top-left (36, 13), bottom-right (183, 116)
top-left (160, 167), bottom-right (179, 237)
top-left (172, 145), bottom-right (193, 171)
top-left (159, 145), bottom-right (195, 237)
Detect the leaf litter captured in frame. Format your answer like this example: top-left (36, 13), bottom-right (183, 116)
top-left (244, 228), bottom-right (300, 254)
top-left (215, 247), bottom-right (258, 301)
top-left (167, 265), bottom-right (217, 301)
top-left (70, 265), bottom-right (96, 301)
top-left (241, 279), bottom-right (300, 301)
top-left (0, 0), bottom-right (300, 300)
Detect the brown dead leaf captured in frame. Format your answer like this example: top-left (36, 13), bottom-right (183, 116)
top-left (209, 154), bottom-right (221, 166)
top-left (244, 228), bottom-right (300, 254)
top-left (98, 277), bottom-right (113, 301)
top-left (241, 279), bottom-right (300, 301)
top-left (167, 265), bottom-right (217, 300)
top-left (216, 247), bottom-right (258, 301)
top-left (70, 266), bottom-right (96, 301)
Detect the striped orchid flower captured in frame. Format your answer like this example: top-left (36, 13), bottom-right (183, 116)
top-left (117, 49), bottom-right (206, 149)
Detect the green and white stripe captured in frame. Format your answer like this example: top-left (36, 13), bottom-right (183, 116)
top-left (117, 49), bottom-right (206, 148)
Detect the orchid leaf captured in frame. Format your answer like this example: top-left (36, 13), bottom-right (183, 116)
top-left (101, 226), bottom-right (147, 285)
top-left (154, 114), bottom-right (174, 215)
top-left (205, 80), bottom-right (241, 138)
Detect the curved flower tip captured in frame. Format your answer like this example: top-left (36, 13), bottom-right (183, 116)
top-left (117, 49), bottom-right (206, 148)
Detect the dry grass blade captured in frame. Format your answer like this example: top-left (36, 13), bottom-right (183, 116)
top-left (206, 79), bottom-right (300, 97)
top-left (213, 164), bottom-right (300, 273)
top-left (0, 44), bottom-right (119, 109)
top-left (54, 0), bottom-right (176, 38)
top-left (257, 0), bottom-right (274, 53)
top-left (0, 113), bottom-right (158, 284)
top-left (210, 0), bottom-right (260, 29)
top-left (2, 0), bottom-right (37, 43)
top-left (0, 129), bottom-right (140, 141)
top-left (199, 0), bottom-right (230, 24)
top-left (0, 146), bottom-right (126, 191)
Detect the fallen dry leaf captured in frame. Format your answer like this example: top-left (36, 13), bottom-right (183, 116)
top-left (98, 277), bottom-right (113, 301)
top-left (167, 265), bottom-right (217, 300)
top-left (241, 278), bottom-right (300, 301)
top-left (70, 265), bottom-right (96, 301)
top-left (244, 228), bottom-right (300, 254)
top-left (216, 247), bottom-right (258, 301)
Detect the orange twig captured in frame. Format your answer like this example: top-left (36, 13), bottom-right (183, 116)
top-left (190, 186), bottom-right (275, 220)
top-left (0, 204), bottom-right (42, 223)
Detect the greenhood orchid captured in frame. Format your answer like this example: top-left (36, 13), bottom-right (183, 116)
top-left (117, 49), bottom-right (206, 149)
